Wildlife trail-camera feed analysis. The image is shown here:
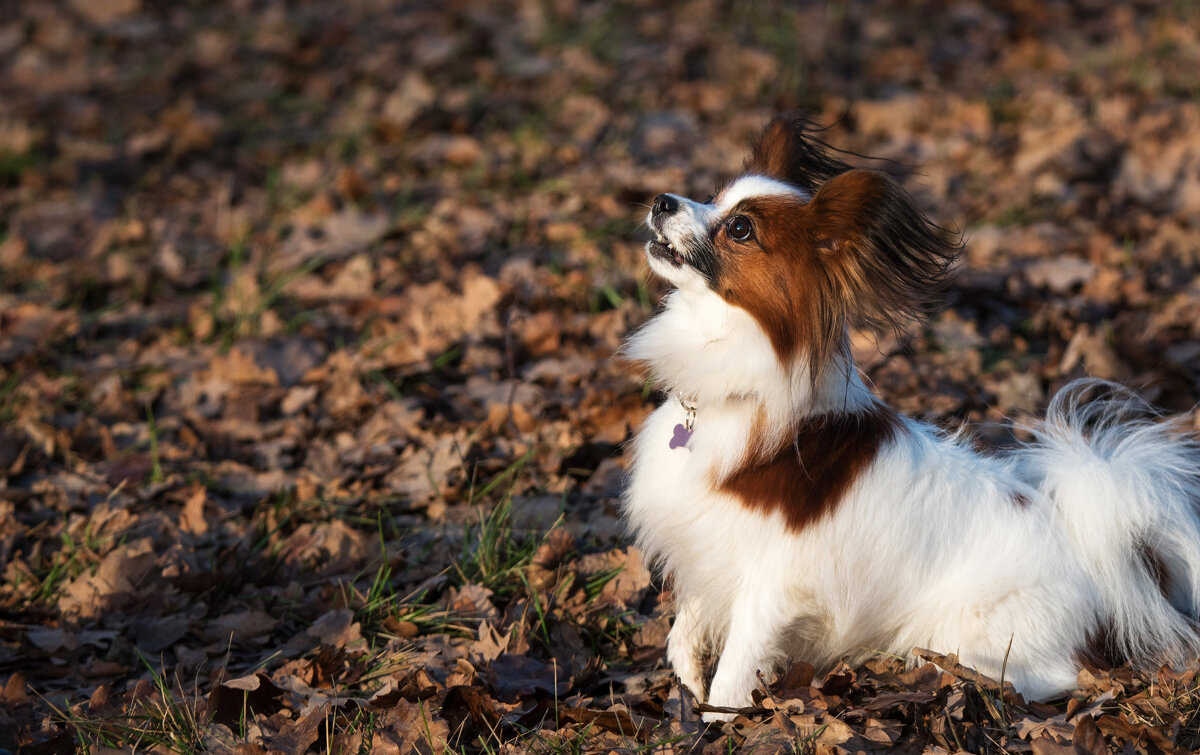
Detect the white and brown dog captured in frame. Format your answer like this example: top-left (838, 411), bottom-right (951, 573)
top-left (621, 115), bottom-right (1200, 722)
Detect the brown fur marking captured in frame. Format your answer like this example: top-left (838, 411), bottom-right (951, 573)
top-left (1138, 541), bottom-right (1172, 601)
top-left (710, 168), bottom-right (960, 378)
top-left (1074, 622), bottom-right (1126, 673)
top-left (745, 115), bottom-right (852, 195)
top-left (1075, 545), bottom-right (1181, 674)
top-left (719, 405), bottom-right (901, 533)
top-left (716, 194), bottom-right (838, 370)
top-left (1012, 492), bottom-right (1032, 509)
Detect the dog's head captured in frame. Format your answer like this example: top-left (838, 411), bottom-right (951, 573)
top-left (645, 116), bottom-right (962, 375)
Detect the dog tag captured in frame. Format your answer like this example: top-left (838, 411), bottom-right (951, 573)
top-left (669, 423), bottom-right (691, 450)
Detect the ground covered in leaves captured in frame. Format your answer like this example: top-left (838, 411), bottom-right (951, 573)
top-left (3, 0), bottom-right (1200, 752)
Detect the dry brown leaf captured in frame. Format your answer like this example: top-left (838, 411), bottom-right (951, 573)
top-left (1030, 735), bottom-right (1076, 755)
top-left (210, 346), bottom-right (280, 386)
top-left (307, 609), bottom-right (364, 650)
top-left (1, 672), bottom-right (29, 706)
top-left (444, 583), bottom-right (499, 624)
top-left (58, 539), bottom-right (157, 620)
top-left (279, 519), bottom-right (375, 576)
top-left (180, 484), bottom-right (208, 536)
top-left (487, 653), bottom-right (569, 701)
top-left (204, 610), bottom-right (279, 644)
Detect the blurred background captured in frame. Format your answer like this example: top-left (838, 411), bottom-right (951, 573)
top-left (3, 0), bottom-right (1200, 751)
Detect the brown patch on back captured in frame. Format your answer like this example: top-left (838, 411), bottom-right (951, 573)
top-left (719, 405), bottom-right (901, 533)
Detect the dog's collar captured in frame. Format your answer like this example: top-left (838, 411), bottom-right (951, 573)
top-left (678, 394), bottom-right (697, 431)
top-left (669, 394), bottom-right (697, 450)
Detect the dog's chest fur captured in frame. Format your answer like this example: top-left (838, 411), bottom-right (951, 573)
top-left (625, 397), bottom-right (782, 633)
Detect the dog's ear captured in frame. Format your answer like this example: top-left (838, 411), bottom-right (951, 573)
top-left (806, 169), bottom-right (962, 333)
top-left (746, 115), bottom-right (851, 193)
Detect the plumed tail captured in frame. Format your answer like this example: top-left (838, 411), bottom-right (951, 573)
top-left (1021, 378), bottom-right (1200, 668)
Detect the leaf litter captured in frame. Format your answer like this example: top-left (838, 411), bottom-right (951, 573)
top-left (3, 0), bottom-right (1200, 752)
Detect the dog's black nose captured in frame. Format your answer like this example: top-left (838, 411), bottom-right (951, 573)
top-left (652, 194), bottom-right (679, 217)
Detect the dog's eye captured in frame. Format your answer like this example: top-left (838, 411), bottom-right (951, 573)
top-left (727, 215), bottom-right (753, 241)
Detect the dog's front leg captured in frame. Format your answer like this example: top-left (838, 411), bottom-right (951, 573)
top-left (702, 595), bottom-right (784, 723)
top-left (666, 596), bottom-right (707, 702)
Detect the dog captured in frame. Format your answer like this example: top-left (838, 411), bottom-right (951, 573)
top-left (620, 115), bottom-right (1200, 723)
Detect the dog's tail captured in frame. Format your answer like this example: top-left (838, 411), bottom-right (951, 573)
top-left (1021, 378), bottom-right (1200, 669)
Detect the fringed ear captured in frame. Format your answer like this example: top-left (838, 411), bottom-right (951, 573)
top-left (745, 115), bottom-right (852, 193)
top-left (806, 169), bottom-right (962, 334)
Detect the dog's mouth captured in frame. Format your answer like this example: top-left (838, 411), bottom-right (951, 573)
top-left (648, 235), bottom-right (685, 268)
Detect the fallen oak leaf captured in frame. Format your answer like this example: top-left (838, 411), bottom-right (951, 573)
top-left (87, 683), bottom-right (120, 717)
top-left (487, 653), bottom-right (569, 702)
top-left (912, 647), bottom-right (1003, 693)
top-left (262, 702), bottom-right (326, 754)
top-left (629, 615), bottom-right (669, 663)
top-left (14, 728), bottom-right (75, 755)
top-left (104, 453), bottom-right (155, 487)
top-left (1, 672), bottom-right (28, 706)
top-left (444, 583), bottom-right (499, 624)
top-left (442, 686), bottom-right (503, 742)
top-left (895, 661), bottom-right (955, 692)
top-left (180, 484), bottom-right (209, 536)
top-left (209, 346), bottom-right (280, 386)
top-left (576, 547), bottom-right (651, 610)
top-left (278, 520), bottom-right (376, 577)
top-left (1030, 734), bottom-right (1076, 755)
top-left (773, 661), bottom-right (816, 693)
top-left (1071, 715), bottom-right (1108, 755)
top-left (738, 721), bottom-right (806, 751)
top-left (201, 610), bottom-right (279, 644)
top-left (374, 698), bottom-right (451, 755)
top-left (307, 608), bottom-right (364, 650)
top-left (57, 538), bottom-right (158, 620)
top-left (531, 525), bottom-right (574, 571)
top-left (558, 705), bottom-right (661, 741)
top-left (446, 658), bottom-right (477, 687)
top-left (1013, 713), bottom-right (1074, 743)
top-left (207, 672), bottom-right (285, 728)
top-left (817, 663), bottom-right (857, 697)
top-left (860, 717), bottom-right (902, 746)
top-left (1064, 688), bottom-right (1116, 722)
top-left (860, 688), bottom-right (938, 713)
top-left (811, 715), bottom-right (860, 748)
top-left (130, 614), bottom-right (192, 654)
top-left (25, 627), bottom-right (75, 654)
top-left (381, 615), bottom-right (420, 638)
top-left (1093, 713), bottom-right (1177, 752)
top-left (392, 668), bottom-right (440, 703)
top-left (126, 678), bottom-right (156, 709)
top-left (469, 621), bottom-right (508, 664)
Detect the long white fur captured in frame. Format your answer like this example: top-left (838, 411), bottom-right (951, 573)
top-left (622, 176), bottom-right (1200, 723)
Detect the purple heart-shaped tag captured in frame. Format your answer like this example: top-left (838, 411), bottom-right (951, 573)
top-left (669, 423), bottom-right (691, 450)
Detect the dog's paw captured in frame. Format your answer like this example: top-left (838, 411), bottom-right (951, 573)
top-left (700, 709), bottom-right (737, 724)
top-left (700, 681), bottom-right (748, 720)
top-left (673, 670), bottom-right (706, 703)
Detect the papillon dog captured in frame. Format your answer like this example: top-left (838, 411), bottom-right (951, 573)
top-left (621, 115), bottom-right (1200, 722)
